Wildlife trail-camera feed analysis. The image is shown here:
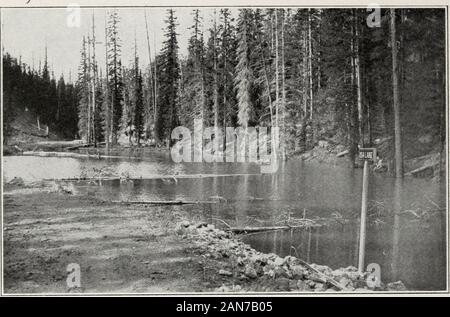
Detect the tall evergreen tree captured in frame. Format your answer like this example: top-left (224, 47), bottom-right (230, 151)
top-left (218, 8), bottom-right (238, 128)
top-left (77, 37), bottom-right (90, 141)
top-left (106, 9), bottom-right (124, 144)
top-left (156, 9), bottom-right (180, 144)
top-left (180, 9), bottom-right (206, 128)
top-left (234, 9), bottom-right (254, 128)
top-left (134, 70), bottom-right (144, 145)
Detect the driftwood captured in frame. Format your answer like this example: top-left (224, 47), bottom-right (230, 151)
top-left (22, 151), bottom-right (141, 160)
top-left (111, 200), bottom-right (217, 205)
top-left (406, 162), bottom-right (439, 176)
top-left (66, 143), bottom-right (95, 150)
top-left (336, 150), bottom-right (349, 157)
top-left (35, 140), bottom-right (83, 146)
top-left (23, 151), bottom-right (102, 159)
top-left (14, 145), bottom-right (23, 152)
top-left (66, 141), bottom-right (107, 150)
top-left (296, 259), bottom-right (345, 291)
top-left (44, 173), bottom-right (261, 182)
top-left (229, 225), bottom-right (314, 234)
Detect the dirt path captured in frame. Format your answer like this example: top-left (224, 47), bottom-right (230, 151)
top-left (3, 187), bottom-right (210, 293)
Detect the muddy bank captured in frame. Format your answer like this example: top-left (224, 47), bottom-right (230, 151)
top-left (3, 184), bottom-right (207, 293)
top-left (3, 182), bottom-right (407, 293)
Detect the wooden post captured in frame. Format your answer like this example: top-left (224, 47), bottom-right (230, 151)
top-left (358, 159), bottom-right (369, 272)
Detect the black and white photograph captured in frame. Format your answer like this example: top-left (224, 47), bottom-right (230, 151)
top-left (1, 1), bottom-right (448, 296)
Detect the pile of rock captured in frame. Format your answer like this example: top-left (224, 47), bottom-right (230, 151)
top-left (177, 221), bottom-right (407, 292)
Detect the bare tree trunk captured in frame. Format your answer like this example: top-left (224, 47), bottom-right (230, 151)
top-left (270, 13), bottom-right (274, 53)
top-left (87, 35), bottom-right (92, 144)
top-left (308, 9), bottom-right (313, 121)
top-left (213, 10), bottom-right (219, 130)
top-left (301, 25), bottom-right (308, 151)
top-left (222, 65), bottom-right (227, 129)
top-left (222, 16), bottom-right (228, 130)
top-left (274, 10), bottom-right (279, 128)
top-left (349, 19), bottom-right (358, 167)
top-left (400, 9), bottom-right (406, 108)
top-left (91, 12), bottom-right (97, 148)
top-left (281, 9), bottom-right (286, 159)
top-left (390, 8), bottom-right (404, 178)
top-left (440, 63), bottom-right (446, 176)
top-left (354, 10), bottom-right (364, 146)
top-left (365, 70), bottom-right (372, 146)
top-left (257, 35), bottom-right (273, 129)
top-left (110, 97), bottom-right (115, 145)
top-left (153, 37), bottom-right (158, 140)
top-left (317, 10), bottom-right (322, 90)
top-left (105, 12), bottom-right (110, 153)
top-left (144, 11), bottom-right (155, 142)
top-left (302, 29), bottom-right (307, 119)
top-left (201, 68), bottom-right (205, 126)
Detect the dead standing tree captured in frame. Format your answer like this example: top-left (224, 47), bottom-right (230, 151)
top-left (390, 8), bottom-right (404, 178)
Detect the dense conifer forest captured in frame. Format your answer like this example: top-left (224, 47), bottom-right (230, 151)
top-left (3, 8), bottom-right (446, 174)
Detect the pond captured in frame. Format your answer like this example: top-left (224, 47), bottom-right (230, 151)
top-left (3, 155), bottom-right (447, 290)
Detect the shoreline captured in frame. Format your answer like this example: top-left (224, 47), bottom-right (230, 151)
top-left (3, 140), bottom-right (442, 179)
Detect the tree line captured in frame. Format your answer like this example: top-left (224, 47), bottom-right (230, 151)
top-left (3, 8), bottom-right (445, 177)
top-left (3, 51), bottom-right (78, 140)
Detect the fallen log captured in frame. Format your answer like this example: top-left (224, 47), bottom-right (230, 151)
top-left (336, 150), bottom-right (349, 157)
top-left (14, 145), bottom-right (23, 152)
top-left (229, 225), bottom-right (313, 234)
top-left (297, 259), bottom-right (345, 291)
top-left (66, 143), bottom-right (94, 150)
top-left (111, 200), bottom-right (217, 205)
top-left (66, 141), bottom-right (107, 150)
top-left (405, 161), bottom-right (439, 176)
top-left (22, 151), bottom-right (141, 160)
top-left (23, 151), bottom-right (101, 159)
top-left (44, 173), bottom-right (261, 182)
top-left (35, 140), bottom-right (84, 146)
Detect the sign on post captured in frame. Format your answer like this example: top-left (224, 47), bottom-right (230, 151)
top-left (358, 147), bottom-right (376, 273)
top-left (358, 147), bottom-right (377, 162)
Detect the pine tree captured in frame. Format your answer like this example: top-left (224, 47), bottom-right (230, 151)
top-left (3, 51), bottom-right (79, 143)
top-left (121, 66), bottom-right (133, 143)
top-left (134, 70), bottom-right (144, 145)
top-left (131, 37), bottom-right (144, 146)
top-left (212, 10), bottom-right (219, 129)
top-left (77, 37), bottom-right (90, 141)
top-left (234, 9), bottom-right (254, 128)
top-left (106, 9), bottom-right (124, 144)
top-left (180, 9), bottom-right (206, 128)
top-left (56, 75), bottom-right (65, 125)
top-left (103, 12), bottom-right (111, 150)
top-left (94, 73), bottom-right (104, 143)
top-left (218, 8), bottom-right (238, 128)
top-left (156, 9), bottom-right (180, 145)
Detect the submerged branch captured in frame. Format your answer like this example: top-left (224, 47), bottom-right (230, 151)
top-left (111, 200), bottom-right (218, 205)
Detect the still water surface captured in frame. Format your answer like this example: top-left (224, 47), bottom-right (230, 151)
top-left (3, 154), bottom-right (447, 290)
